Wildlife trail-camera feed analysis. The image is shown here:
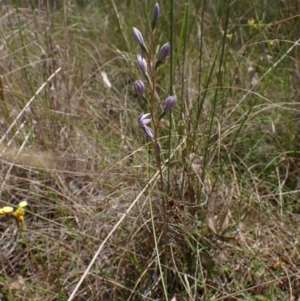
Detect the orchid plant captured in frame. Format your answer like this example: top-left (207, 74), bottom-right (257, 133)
top-left (0, 200), bottom-right (27, 228)
top-left (131, 4), bottom-right (176, 285)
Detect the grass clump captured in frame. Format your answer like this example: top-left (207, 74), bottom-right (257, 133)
top-left (1, 1), bottom-right (300, 300)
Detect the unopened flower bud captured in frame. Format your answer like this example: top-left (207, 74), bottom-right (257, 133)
top-left (133, 80), bottom-right (145, 96)
top-left (152, 3), bottom-right (159, 30)
top-left (163, 95), bottom-right (177, 112)
top-left (155, 42), bottom-right (170, 69)
top-left (158, 42), bottom-right (170, 61)
top-left (136, 54), bottom-right (147, 73)
top-left (133, 27), bottom-right (148, 54)
top-left (132, 27), bottom-right (144, 45)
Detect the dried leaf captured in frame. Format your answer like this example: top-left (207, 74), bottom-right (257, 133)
top-left (206, 216), bottom-right (217, 234)
top-left (101, 71), bottom-right (112, 89)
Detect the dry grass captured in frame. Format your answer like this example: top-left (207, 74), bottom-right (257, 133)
top-left (1, 1), bottom-right (300, 301)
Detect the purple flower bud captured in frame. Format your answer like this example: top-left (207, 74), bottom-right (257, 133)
top-left (138, 112), bottom-right (151, 126)
top-left (152, 3), bottom-right (159, 24)
top-left (158, 42), bottom-right (170, 61)
top-left (136, 54), bottom-right (147, 73)
top-left (163, 95), bottom-right (177, 112)
top-left (132, 27), bottom-right (144, 45)
top-left (133, 80), bottom-right (145, 96)
top-left (143, 125), bottom-right (154, 139)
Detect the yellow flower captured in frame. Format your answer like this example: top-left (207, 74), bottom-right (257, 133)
top-left (12, 201), bottom-right (27, 225)
top-left (221, 30), bottom-right (233, 40)
top-left (226, 33), bottom-right (233, 40)
top-left (19, 201), bottom-right (27, 208)
top-left (269, 39), bottom-right (279, 46)
top-left (248, 18), bottom-right (258, 29)
top-left (0, 206), bottom-right (13, 214)
top-left (248, 18), bottom-right (255, 25)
